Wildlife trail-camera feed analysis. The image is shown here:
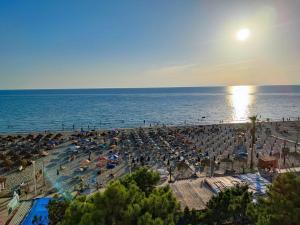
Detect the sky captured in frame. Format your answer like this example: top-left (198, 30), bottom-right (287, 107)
top-left (1, 0), bottom-right (300, 89)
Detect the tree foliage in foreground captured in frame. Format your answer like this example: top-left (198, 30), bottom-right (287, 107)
top-left (181, 185), bottom-right (253, 225)
top-left (51, 167), bottom-right (179, 225)
top-left (120, 166), bottom-right (160, 195)
top-left (249, 172), bottom-right (300, 225)
top-left (204, 185), bottom-right (253, 225)
top-left (181, 173), bottom-right (300, 225)
top-left (48, 195), bottom-right (70, 225)
top-left (49, 169), bottom-right (300, 225)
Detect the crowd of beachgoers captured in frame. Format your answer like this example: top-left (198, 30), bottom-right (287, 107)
top-left (0, 119), bottom-right (299, 199)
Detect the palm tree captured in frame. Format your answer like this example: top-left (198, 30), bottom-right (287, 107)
top-left (249, 115), bottom-right (257, 170)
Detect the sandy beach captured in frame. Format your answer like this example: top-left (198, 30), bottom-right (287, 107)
top-left (0, 119), bottom-right (300, 223)
top-left (0, 119), bottom-right (299, 197)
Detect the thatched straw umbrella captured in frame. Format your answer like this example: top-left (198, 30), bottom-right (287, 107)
top-left (23, 152), bottom-right (34, 159)
top-left (53, 133), bottom-right (63, 139)
top-left (0, 153), bottom-right (6, 160)
top-left (3, 159), bottom-right (13, 169)
top-left (40, 151), bottom-right (49, 157)
top-left (34, 134), bottom-right (43, 142)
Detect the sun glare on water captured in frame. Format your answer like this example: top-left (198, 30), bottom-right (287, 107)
top-left (228, 86), bottom-right (255, 122)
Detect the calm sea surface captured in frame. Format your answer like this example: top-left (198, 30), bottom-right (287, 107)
top-left (0, 85), bottom-right (299, 133)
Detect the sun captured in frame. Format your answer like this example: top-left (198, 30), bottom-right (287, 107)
top-left (236, 28), bottom-right (250, 41)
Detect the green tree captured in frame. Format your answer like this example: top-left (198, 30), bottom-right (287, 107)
top-left (141, 185), bottom-right (180, 225)
top-left (252, 172), bottom-right (300, 225)
top-left (137, 212), bottom-right (164, 225)
top-left (181, 207), bottom-right (204, 225)
top-left (59, 167), bottom-right (179, 225)
top-left (204, 185), bottom-right (253, 225)
top-left (61, 195), bottom-right (96, 225)
top-left (48, 196), bottom-right (70, 225)
top-left (120, 167), bottom-right (160, 195)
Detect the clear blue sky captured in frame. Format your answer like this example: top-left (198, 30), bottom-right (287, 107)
top-left (1, 0), bottom-right (300, 89)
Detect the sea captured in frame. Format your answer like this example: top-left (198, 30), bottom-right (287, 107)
top-left (0, 85), bottom-right (299, 133)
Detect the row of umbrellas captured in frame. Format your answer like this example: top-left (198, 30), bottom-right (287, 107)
top-left (80, 154), bottom-right (119, 167)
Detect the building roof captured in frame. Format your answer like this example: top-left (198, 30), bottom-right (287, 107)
top-left (236, 173), bottom-right (271, 195)
top-left (277, 167), bottom-right (300, 174)
top-left (21, 198), bottom-right (51, 225)
top-left (259, 155), bottom-right (278, 162)
top-left (170, 174), bottom-right (270, 211)
top-left (204, 176), bottom-right (242, 194)
top-left (170, 178), bottom-right (213, 210)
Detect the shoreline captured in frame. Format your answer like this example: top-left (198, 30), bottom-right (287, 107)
top-left (0, 118), bottom-right (299, 135)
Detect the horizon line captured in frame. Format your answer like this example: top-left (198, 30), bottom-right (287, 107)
top-left (1, 84), bottom-right (300, 91)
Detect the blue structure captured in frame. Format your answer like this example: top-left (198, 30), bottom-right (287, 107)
top-left (21, 198), bottom-right (51, 225)
top-left (237, 173), bottom-right (270, 195)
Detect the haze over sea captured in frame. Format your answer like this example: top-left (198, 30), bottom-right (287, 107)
top-left (0, 85), bottom-right (299, 133)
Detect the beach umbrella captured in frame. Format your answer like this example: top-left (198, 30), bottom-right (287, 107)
top-left (99, 144), bottom-right (105, 149)
top-left (0, 153), bottom-right (5, 160)
top-left (3, 159), bottom-right (13, 168)
top-left (45, 133), bottom-right (53, 139)
top-left (34, 135), bottom-right (43, 142)
top-left (26, 134), bottom-right (34, 140)
top-left (96, 161), bottom-right (106, 167)
top-left (106, 163), bottom-right (116, 169)
top-left (108, 154), bottom-right (118, 161)
top-left (48, 140), bottom-right (56, 145)
top-left (110, 144), bottom-right (117, 149)
top-left (97, 156), bottom-right (108, 161)
top-left (80, 159), bottom-right (91, 166)
top-left (53, 133), bottom-right (63, 139)
top-left (40, 151), bottom-right (48, 157)
top-left (157, 168), bottom-right (169, 176)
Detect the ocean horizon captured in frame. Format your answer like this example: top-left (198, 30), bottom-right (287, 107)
top-left (1, 84), bottom-right (300, 93)
top-left (0, 85), bottom-right (299, 133)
